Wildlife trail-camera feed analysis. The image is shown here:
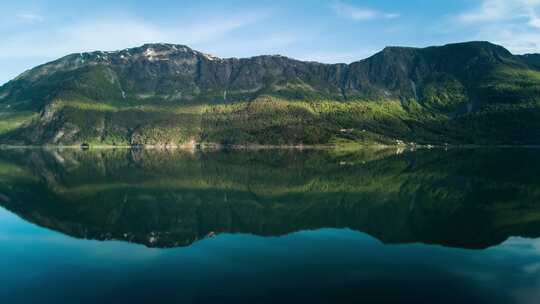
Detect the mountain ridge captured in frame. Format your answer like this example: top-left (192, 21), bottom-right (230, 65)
top-left (1, 41), bottom-right (539, 146)
top-left (2, 40), bottom-right (523, 102)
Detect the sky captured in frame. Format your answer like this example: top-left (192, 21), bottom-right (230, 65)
top-left (1, 0), bottom-right (540, 84)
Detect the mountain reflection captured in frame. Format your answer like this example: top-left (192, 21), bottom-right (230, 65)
top-left (0, 147), bottom-right (539, 249)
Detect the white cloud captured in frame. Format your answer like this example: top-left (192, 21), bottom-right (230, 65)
top-left (384, 13), bottom-right (400, 19)
top-left (17, 13), bottom-right (44, 23)
top-left (331, 0), bottom-right (399, 21)
top-left (529, 15), bottom-right (540, 28)
top-left (454, 0), bottom-right (540, 54)
top-left (491, 27), bottom-right (540, 53)
top-left (458, 0), bottom-right (540, 27)
top-left (458, 0), bottom-right (508, 23)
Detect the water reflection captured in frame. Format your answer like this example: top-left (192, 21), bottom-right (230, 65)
top-left (0, 147), bottom-right (539, 249)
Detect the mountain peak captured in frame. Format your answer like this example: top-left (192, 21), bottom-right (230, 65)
top-left (137, 43), bottom-right (193, 52)
top-left (427, 41), bottom-right (513, 57)
top-left (121, 43), bottom-right (196, 58)
top-left (381, 46), bottom-right (418, 52)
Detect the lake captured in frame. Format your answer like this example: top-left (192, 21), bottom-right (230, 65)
top-left (0, 147), bottom-right (539, 303)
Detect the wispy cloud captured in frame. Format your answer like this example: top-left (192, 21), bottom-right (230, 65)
top-left (331, 0), bottom-right (399, 21)
top-left (458, 0), bottom-right (508, 24)
top-left (0, 13), bottom-right (267, 59)
top-left (453, 0), bottom-right (540, 54)
top-left (458, 0), bottom-right (540, 28)
top-left (480, 25), bottom-right (540, 53)
top-left (17, 13), bottom-right (44, 23)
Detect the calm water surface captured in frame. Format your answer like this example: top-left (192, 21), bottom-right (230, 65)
top-left (0, 148), bottom-right (539, 303)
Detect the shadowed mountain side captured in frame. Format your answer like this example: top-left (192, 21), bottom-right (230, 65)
top-left (0, 148), bottom-right (539, 249)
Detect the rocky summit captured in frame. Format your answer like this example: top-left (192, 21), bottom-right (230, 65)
top-left (0, 41), bottom-right (539, 146)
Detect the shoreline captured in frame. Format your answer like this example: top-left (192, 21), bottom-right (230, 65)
top-left (1, 143), bottom-right (539, 151)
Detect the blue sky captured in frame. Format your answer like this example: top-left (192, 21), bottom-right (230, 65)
top-left (1, 0), bottom-right (540, 84)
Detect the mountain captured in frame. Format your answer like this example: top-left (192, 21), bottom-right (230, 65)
top-left (1, 41), bottom-right (539, 146)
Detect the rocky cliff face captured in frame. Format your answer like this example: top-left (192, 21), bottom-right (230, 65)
top-left (0, 41), bottom-right (539, 145)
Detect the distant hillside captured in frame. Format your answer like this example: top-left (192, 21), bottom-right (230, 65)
top-left (0, 41), bottom-right (539, 146)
